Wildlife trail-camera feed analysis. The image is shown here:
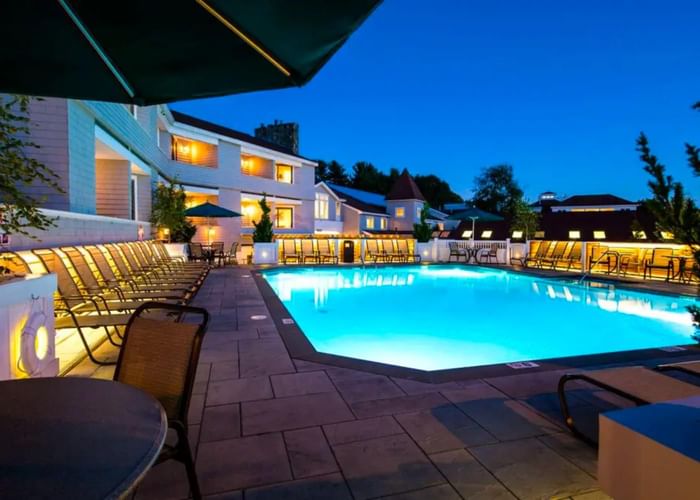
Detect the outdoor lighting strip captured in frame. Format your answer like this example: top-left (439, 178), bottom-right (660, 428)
top-left (57, 0), bottom-right (135, 99)
top-left (195, 0), bottom-right (292, 78)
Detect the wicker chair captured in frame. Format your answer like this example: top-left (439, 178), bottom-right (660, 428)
top-left (114, 302), bottom-right (209, 500)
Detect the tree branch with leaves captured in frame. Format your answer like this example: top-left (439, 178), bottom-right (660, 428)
top-left (0, 95), bottom-right (63, 238)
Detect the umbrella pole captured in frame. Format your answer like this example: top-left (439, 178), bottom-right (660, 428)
top-left (207, 217), bottom-right (211, 246)
top-left (470, 217), bottom-right (476, 248)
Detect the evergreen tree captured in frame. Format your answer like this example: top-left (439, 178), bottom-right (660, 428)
top-left (252, 196), bottom-right (274, 243)
top-left (326, 160), bottom-right (350, 186)
top-left (412, 203), bottom-right (433, 242)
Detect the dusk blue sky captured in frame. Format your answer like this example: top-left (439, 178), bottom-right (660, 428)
top-left (172, 0), bottom-right (700, 202)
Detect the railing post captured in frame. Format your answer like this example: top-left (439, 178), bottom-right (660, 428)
top-left (581, 241), bottom-right (588, 273)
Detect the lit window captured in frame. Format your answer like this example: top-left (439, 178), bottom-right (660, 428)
top-left (276, 164), bottom-right (293, 183)
top-left (534, 231), bottom-right (545, 239)
top-left (171, 135), bottom-right (217, 167)
top-left (569, 230), bottom-right (581, 239)
top-left (366, 216), bottom-right (375, 229)
top-left (593, 230), bottom-right (606, 240)
top-left (241, 156), bottom-right (253, 175)
top-left (241, 201), bottom-right (259, 228)
top-left (462, 230), bottom-right (473, 238)
top-left (315, 192), bottom-right (329, 220)
top-left (511, 230), bottom-right (523, 239)
top-left (380, 218), bottom-right (387, 230)
top-left (633, 230), bottom-right (647, 240)
top-left (275, 207), bottom-right (293, 229)
top-left (481, 230), bottom-right (493, 239)
top-left (416, 206), bottom-right (422, 219)
top-left (395, 207), bottom-right (405, 218)
top-left (335, 201), bottom-right (341, 221)
top-left (660, 231), bottom-right (674, 240)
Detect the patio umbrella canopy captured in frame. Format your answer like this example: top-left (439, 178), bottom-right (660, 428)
top-left (446, 207), bottom-right (504, 221)
top-left (1, 0), bottom-right (381, 105)
top-left (185, 202), bottom-right (241, 245)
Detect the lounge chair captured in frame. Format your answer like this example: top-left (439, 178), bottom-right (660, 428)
top-left (381, 240), bottom-right (401, 262)
top-left (396, 239), bottom-right (421, 263)
top-left (478, 243), bottom-right (499, 264)
top-left (301, 240), bottom-right (319, 264)
top-left (587, 244), bottom-right (614, 274)
top-left (317, 239), bottom-right (338, 264)
top-left (105, 244), bottom-right (200, 289)
top-left (555, 242), bottom-right (582, 271)
top-left (558, 366), bottom-right (700, 443)
top-left (643, 248), bottom-right (675, 281)
top-left (114, 302), bottom-right (209, 500)
top-left (523, 241), bottom-right (552, 268)
top-left (363, 240), bottom-right (383, 263)
top-left (282, 239), bottom-right (301, 264)
top-left (448, 242), bottom-right (467, 262)
top-left (540, 241), bottom-right (568, 269)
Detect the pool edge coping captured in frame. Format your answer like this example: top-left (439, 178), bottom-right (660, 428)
top-left (252, 263), bottom-right (700, 383)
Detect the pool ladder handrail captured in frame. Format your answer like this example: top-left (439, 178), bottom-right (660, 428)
top-left (578, 249), bottom-right (614, 284)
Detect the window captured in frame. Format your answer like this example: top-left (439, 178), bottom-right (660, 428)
top-left (534, 231), bottom-right (545, 239)
top-left (315, 193), bottom-right (329, 220)
top-left (569, 230), bottom-right (581, 239)
top-left (395, 207), bottom-right (405, 218)
top-left (593, 230), bottom-right (606, 240)
top-left (633, 230), bottom-right (647, 240)
top-left (512, 230), bottom-right (523, 239)
top-left (276, 164), bottom-right (293, 183)
top-left (660, 231), bottom-right (674, 240)
top-left (171, 136), bottom-right (217, 167)
top-left (241, 201), bottom-right (259, 228)
top-left (335, 201), bottom-right (341, 221)
top-left (366, 216), bottom-right (375, 229)
top-left (481, 230), bottom-right (493, 239)
top-left (380, 217), bottom-right (387, 230)
top-left (416, 206), bottom-right (422, 219)
top-left (462, 230), bottom-right (473, 238)
top-left (241, 156), bottom-right (253, 175)
top-left (129, 175), bottom-right (138, 220)
top-left (275, 207), bottom-right (293, 229)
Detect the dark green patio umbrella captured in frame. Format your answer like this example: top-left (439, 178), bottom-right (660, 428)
top-left (447, 207), bottom-right (503, 245)
top-left (0, 0), bottom-right (381, 105)
top-left (184, 202), bottom-right (241, 245)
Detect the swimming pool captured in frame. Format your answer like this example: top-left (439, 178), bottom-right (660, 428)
top-left (262, 266), bottom-right (698, 371)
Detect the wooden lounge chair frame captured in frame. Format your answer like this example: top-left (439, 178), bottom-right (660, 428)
top-left (317, 240), bottom-right (338, 264)
top-left (282, 240), bottom-right (301, 264)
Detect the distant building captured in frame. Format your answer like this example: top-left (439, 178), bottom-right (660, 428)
top-left (254, 120), bottom-right (299, 155)
top-left (530, 192), bottom-right (639, 213)
top-left (314, 170), bottom-right (450, 235)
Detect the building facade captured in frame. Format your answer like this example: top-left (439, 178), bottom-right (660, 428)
top-left (8, 97), bottom-right (317, 250)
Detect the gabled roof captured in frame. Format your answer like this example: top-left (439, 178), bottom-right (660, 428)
top-left (386, 169), bottom-right (425, 201)
top-left (558, 194), bottom-right (636, 206)
top-left (170, 110), bottom-right (313, 161)
top-left (326, 183), bottom-right (388, 215)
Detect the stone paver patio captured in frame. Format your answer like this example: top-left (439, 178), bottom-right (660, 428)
top-left (68, 266), bottom-right (700, 499)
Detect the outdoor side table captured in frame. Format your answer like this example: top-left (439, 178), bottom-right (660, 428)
top-left (0, 377), bottom-right (167, 500)
top-left (599, 395), bottom-right (700, 500)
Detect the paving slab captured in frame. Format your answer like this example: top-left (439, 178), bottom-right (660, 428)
top-left (469, 438), bottom-right (597, 500)
top-left (196, 433), bottom-right (291, 494)
top-left (430, 449), bottom-right (515, 500)
top-left (245, 473), bottom-right (352, 500)
top-left (200, 403), bottom-right (241, 443)
top-left (271, 371), bottom-right (336, 398)
top-left (324, 416), bottom-right (405, 446)
top-left (333, 433), bottom-right (444, 499)
top-left (379, 484), bottom-right (462, 499)
top-left (350, 392), bottom-right (449, 419)
top-left (207, 376), bottom-right (272, 406)
top-left (210, 360), bottom-right (239, 381)
top-left (242, 391), bottom-right (354, 435)
top-left (334, 373), bottom-right (406, 403)
top-left (284, 427), bottom-right (338, 478)
top-left (238, 338), bottom-right (295, 377)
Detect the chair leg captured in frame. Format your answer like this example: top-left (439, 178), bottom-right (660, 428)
top-left (175, 424), bottom-right (201, 500)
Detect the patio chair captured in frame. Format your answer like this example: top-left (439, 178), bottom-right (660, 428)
top-left (448, 242), bottom-right (467, 262)
top-left (478, 243), bottom-right (499, 264)
top-left (588, 244), bottom-right (614, 274)
top-left (208, 241), bottom-right (224, 267)
top-left (317, 239), bottom-right (338, 264)
top-left (282, 239), bottom-right (301, 264)
top-left (301, 239), bottom-right (319, 264)
top-left (188, 243), bottom-right (208, 264)
top-left (363, 239), bottom-right (383, 263)
top-left (396, 239), bottom-right (421, 263)
top-left (381, 240), bottom-right (401, 262)
top-left (113, 302), bottom-right (209, 500)
top-left (540, 241), bottom-right (568, 269)
top-left (522, 241), bottom-right (552, 268)
top-left (558, 366), bottom-right (700, 444)
top-left (224, 242), bottom-right (239, 265)
top-left (643, 248), bottom-right (674, 281)
top-left (556, 242), bottom-right (582, 271)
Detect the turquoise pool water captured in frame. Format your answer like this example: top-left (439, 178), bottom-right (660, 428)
top-left (262, 266), bottom-right (698, 370)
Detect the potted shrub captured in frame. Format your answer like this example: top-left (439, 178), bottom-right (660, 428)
top-left (252, 196), bottom-right (277, 264)
top-left (413, 203), bottom-right (434, 262)
top-left (150, 181), bottom-right (195, 258)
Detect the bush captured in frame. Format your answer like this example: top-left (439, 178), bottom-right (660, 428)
top-left (412, 203), bottom-right (432, 242)
top-left (252, 196), bottom-right (274, 243)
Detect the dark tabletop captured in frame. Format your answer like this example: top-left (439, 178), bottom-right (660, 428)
top-left (0, 377), bottom-right (167, 500)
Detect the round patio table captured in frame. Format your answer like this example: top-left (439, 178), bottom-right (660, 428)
top-left (0, 377), bottom-right (167, 500)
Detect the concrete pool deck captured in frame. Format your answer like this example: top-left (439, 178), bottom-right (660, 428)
top-left (68, 266), bottom-right (700, 499)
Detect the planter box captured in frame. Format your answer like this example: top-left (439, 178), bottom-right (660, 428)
top-left (415, 241), bottom-right (434, 262)
top-left (253, 242), bottom-right (278, 265)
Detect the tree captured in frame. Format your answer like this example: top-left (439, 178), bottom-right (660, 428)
top-left (315, 160), bottom-right (328, 183)
top-left (637, 102), bottom-right (699, 328)
top-left (472, 164), bottom-right (524, 218)
top-left (412, 203), bottom-right (433, 242)
top-left (0, 95), bottom-right (63, 237)
top-left (326, 160), bottom-right (350, 186)
top-left (414, 174), bottom-right (463, 209)
top-left (510, 198), bottom-right (540, 239)
top-left (252, 195), bottom-right (274, 243)
top-left (351, 161), bottom-right (388, 192)
top-left (150, 181), bottom-right (196, 242)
